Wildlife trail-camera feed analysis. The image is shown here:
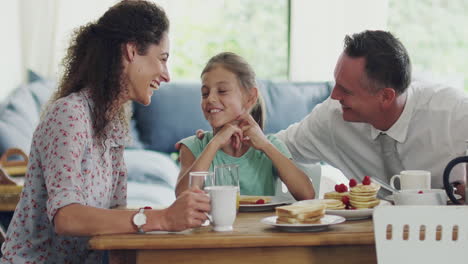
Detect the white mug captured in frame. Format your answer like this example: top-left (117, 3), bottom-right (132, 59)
top-left (390, 170), bottom-right (431, 190)
top-left (205, 185), bottom-right (237, 232)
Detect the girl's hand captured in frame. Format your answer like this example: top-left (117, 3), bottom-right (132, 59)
top-left (212, 122), bottom-right (243, 150)
top-left (237, 113), bottom-right (269, 151)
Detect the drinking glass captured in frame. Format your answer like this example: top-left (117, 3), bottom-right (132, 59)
top-left (214, 164), bottom-right (240, 210)
top-left (189, 171), bottom-right (214, 190)
top-left (189, 171), bottom-right (214, 226)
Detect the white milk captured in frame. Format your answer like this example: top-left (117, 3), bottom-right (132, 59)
top-left (205, 185), bottom-right (237, 232)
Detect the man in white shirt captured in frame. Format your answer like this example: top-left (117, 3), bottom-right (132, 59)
top-left (276, 30), bottom-right (467, 198)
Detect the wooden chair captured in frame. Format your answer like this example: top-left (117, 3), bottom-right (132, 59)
top-left (275, 162), bottom-right (321, 200)
top-left (373, 206), bottom-right (468, 264)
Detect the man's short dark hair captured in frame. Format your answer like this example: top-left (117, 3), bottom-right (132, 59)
top-left (344, 30), bottom-right (412, 94)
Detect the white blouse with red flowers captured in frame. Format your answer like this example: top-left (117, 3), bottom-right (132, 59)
top-left (1, 90), bottom-right (129, 263)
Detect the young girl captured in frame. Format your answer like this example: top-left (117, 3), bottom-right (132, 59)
top-left (175, 52), bottom-right (315, 200)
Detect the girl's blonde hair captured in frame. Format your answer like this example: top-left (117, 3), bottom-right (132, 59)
top-left (201, 52), bottom-right (265, 129)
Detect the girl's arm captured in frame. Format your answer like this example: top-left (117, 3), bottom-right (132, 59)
top-left (239, 113), bottom-right (315, 200)
top-left (261, 142), bottom-right (315, 200)
top-left (54, 188), bottom-right (210, 236)
top-left (175, 124), bottom-right (243, 196)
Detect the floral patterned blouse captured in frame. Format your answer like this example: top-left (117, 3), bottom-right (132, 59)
top-left (1, 90), bottom-right (129, 263)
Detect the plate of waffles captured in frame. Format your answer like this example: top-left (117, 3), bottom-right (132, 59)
top-left (239, 195), bottom-right (292, 212)
top-left (294, 199), bottom-right (391, 220)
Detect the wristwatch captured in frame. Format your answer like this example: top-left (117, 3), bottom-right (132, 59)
top-left (132, 208), bottom-right (147, 233)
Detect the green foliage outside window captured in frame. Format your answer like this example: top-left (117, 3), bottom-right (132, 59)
top-left (388, 0), bottom-right (468, 90)
top-left (158, 0), bottom-right (289, 81)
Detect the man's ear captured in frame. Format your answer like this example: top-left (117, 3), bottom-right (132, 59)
top-left (380, 87), bottom-right (397, 108)
top-left (123, 42), bottom-right (137, 63)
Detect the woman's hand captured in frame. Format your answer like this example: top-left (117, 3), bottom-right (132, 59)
top-left (237, 113), bottom-right (269, 151)
top-left (159, 188), bottom-right (211, 231)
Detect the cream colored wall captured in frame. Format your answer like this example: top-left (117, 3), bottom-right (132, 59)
top-left (0, 1), bottom-right (23, 101)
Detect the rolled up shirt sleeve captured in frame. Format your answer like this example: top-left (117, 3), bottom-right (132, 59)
top-left (40, 101), bottom-right (90, 222)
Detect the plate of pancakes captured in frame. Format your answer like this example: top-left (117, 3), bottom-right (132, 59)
top-left (239, 195), bottom-right (292, 212)
top-left (295, 182), bottom-right (391, 220)
top-left (261, 203), bottom-right (345, 232)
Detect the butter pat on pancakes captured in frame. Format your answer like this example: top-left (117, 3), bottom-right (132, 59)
top-left (275, 204), bottom-right (326, 224)
top-left (349, 183), bottom-right (381, 209)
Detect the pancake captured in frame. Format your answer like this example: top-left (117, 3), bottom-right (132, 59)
top-left (317, 199), bottom-right (346, 210)
top-left (239, 196), bottom-right (272, 204)
top-left (324, 191), bottom-right (349, 200)
top-left (349, 183), bottom-right (381, 209)
top-left (350, 183), bottom-right (380, 194)
top-left (350, 199), bottom-right (380, 209)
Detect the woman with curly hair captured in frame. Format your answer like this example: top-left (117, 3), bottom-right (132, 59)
top-left (0, 1), bottom-right (210, 263)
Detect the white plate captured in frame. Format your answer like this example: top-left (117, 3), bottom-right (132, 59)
top-left (261, 215), bottom-right (345, 232)
top-left (239, 196), bottom-right (292, 212)
top-left (385, 193), bottom-right (462, 202)
top-left (294, 199), bottom-right (391, 220)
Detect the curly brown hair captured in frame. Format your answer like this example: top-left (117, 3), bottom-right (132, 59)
top-left (52, 0), bottom-right (169, 141)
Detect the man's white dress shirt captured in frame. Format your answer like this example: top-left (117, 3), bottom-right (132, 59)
top-left (277, 81), bottom-right (468, 188)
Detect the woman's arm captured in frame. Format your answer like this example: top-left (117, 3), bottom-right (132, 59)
top-left (54, 188), bottom-right (210, 236)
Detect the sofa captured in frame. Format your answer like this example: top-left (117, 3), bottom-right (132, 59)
top-left (0, 71), bottom-right (333, 208)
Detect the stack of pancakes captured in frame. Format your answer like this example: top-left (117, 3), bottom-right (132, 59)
top-left (275, 204), bottom-right (326, 224)
top-left (349, 183), bottom-right (381, 209)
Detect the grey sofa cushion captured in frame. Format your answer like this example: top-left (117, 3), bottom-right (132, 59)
top-left (132, 80), bottom-right (332, 153)
top-left (132, 82), bottom-right (212, 154)
top-left (0, 79), bottom-right (55, 155)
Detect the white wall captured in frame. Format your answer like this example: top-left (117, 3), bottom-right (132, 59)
top-left (290, 0), bottom-right (389, 82)
top-left (0, 0), bottom-right (115, 103)
top-left (0, 1), bottom-right (23, 101)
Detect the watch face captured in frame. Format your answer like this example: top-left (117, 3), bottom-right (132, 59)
top-left (133, 213), bottom-right (147, 226)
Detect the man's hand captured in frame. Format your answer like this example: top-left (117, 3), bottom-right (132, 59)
top-left (174, 129), bottom-right (207, 151)
top-left (159, 188), bottom-right (210, 231)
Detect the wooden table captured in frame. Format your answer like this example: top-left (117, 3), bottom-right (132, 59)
top-left (89, 211), bottom-right (377, 264)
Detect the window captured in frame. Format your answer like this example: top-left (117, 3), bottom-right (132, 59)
top-left (156, 0), bottom-right (289, 81)
top-left (388, 0), bottom-right (468, 90)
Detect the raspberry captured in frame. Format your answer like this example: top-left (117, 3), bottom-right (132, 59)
top-left (334, 184), bottom-right (340, 192)
top-left (349, 178), bottom-right (357, 187)
top-left (418, 191), bottom-right (424, 194)
top-left (341, 195), bottom-right (350, 205)
top-left (339, 183), bottom-right (348, 192)
top-left (255, 199), bottom-right (265, 204)
top-left (362, 176), bottom-right (371, 185)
